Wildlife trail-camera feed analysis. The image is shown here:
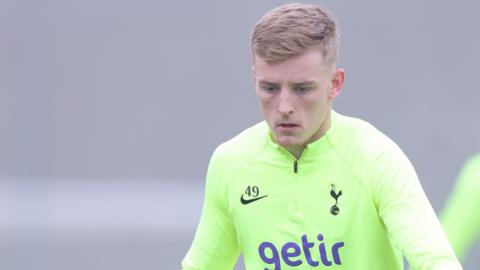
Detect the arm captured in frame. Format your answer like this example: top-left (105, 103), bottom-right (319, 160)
top-left (373, 147), bottom-right (462, 270)
top-left (441, 154), bottom-right (480, 261)
top-left (181, 149), bottom-right (240, 270)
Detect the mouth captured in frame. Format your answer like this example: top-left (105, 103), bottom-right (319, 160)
top-left (277, 123), bottom-right (298, 128)
top-left (276, 123), bottom-right (299, 131)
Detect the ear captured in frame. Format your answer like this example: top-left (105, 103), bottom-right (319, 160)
top-left (328, 68), bottom-right (345, 100)
top-left (252, 65), bottom-right (257, 83)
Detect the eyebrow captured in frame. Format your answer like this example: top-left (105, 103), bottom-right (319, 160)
top-left (258, 80), bottom-right (280, 85)
top-left (258, 80), bottom-right (318, 86)
top-left (289, 81), bottom-right (318, 86)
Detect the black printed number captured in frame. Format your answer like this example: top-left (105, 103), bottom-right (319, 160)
top-left (245, 185), bottom-right (259, 197)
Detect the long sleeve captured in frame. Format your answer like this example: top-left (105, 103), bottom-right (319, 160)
top-left (441, 154), bottom-right (480, 261)
top-left (181, 148), bottom-right (240, 270)
top-left (372, 146), bottom-right (462, 270)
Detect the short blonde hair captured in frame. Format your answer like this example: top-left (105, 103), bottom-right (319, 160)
top-left (251, 3), bottom-right (339, 65)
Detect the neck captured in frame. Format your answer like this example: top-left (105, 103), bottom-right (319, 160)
top-left (286, 145), bottom-right (305, 160)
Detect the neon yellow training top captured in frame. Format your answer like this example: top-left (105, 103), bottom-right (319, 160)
top-left (182, 111), bottom-right (461, 270)
top-left (441, 154), bottom-right (480, 261)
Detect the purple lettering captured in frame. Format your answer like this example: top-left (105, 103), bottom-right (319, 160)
top-left (332, 242), bottom-right (345, 265)
top-left (258, 234), bottom-right (345, 269)
top-left (258, 242), bottom-right (280, 270)
top-left (281, 242), bottom-right (302, 266)
top-left (317, 234), bottom-right (332, 266)
top-left (301, 234), bottom-right (319, 266)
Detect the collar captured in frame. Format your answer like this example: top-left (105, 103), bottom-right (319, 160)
top-left (265, 110), bottom-right (338, 163)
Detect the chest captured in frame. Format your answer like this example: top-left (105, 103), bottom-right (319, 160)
top-left (229, 160), bottom-right (376, 238)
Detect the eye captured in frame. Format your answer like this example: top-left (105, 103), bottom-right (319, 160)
top-left (261, 85), bottom-right (279, 93)
top-left (294, 86), bottom-right (312, 93)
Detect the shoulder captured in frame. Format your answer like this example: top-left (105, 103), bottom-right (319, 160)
top-left (211, 121), bottom-right (269, 166)
top-left (457, 153), bottom-right (480, 187)
top-left (329, 111), bottom-right (402, 161)
top-left (204, 121), bottom-right (269, 200)
top-left (328, 112), bottom-right (415, 185)
top-left (464, 153), bottom-right (480, 168)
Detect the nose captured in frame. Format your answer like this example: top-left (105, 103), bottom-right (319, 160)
top-left (277, 89), bottom-right (294, 116)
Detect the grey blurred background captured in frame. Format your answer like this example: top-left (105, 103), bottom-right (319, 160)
top-left (1, 0), bottom-right (479, 269)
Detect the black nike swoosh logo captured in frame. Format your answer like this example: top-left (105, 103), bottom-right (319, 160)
top-left (240, 195), bottom-right (268, 205)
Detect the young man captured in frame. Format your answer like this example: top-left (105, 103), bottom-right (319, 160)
top-left (182, 3), bottom-right (462, 270)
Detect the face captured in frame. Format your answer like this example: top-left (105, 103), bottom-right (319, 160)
top-left (253, 49), bottom-right (345, 156)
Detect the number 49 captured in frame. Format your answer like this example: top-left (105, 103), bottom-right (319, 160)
top-left (245, 185), bottom-right (259, 197)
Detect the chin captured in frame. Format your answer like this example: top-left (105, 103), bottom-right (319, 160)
top-left (275, 136), bottom-right (300, 148)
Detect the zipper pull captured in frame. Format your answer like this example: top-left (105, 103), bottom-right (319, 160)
top-left (294, 160), bottom-right (298, 173)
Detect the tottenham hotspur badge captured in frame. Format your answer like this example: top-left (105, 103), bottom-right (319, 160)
top-left (330, 184), bottom-right (342, 215)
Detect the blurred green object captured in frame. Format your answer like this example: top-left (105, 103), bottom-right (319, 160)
top-left (441, 154), bottom-right (480, 261)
